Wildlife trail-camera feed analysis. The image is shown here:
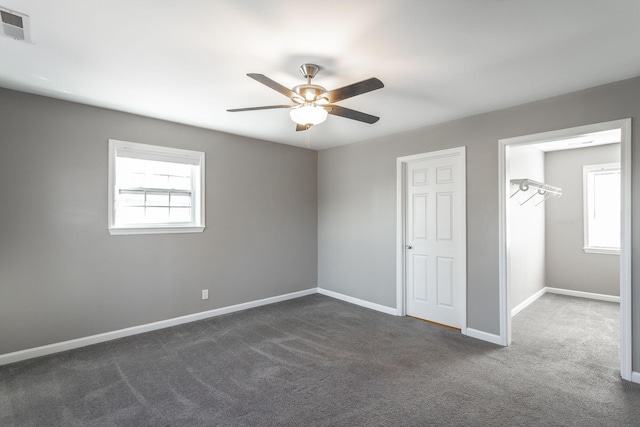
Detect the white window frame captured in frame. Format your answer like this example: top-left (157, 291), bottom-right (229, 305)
top-left (583, 162), bottom-right (620, 255)
top-left (108, 139), bottom-right (205, 235)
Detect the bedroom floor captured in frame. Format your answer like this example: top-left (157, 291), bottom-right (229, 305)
top-left (1, 293), bottom-right (637, 426)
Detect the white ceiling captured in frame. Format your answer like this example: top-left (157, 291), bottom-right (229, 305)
top-left (2, 1), bottom-right (640, 150)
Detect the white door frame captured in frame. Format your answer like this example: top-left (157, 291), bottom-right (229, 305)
top-left (396, 146), bottom-right (467, 335)
top-left (498, 119), bottom-right (633, 382)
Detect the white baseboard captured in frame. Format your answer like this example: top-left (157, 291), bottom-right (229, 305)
top-left (318, 289), bottom-right (499, 346)
top-left (317, 288), bottom-right (399, 316)
top-left (0, 288), bottom-right (317, 367)
top-left (511, 287), bottom-right (546, 317)
top-left (631, 371), bottom-right (640, 384)
top-left (465, 328), bottom-right (503, 345)
top-left (510, 287), bottom-right (620, 319)
top-left (3, 285), bottom-right (619, 367)
top-left (545, 287), bottom-right (620, 303)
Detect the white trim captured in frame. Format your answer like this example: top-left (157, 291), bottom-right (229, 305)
top-left (498, 133), bottom-right (510, 346)
top-left (511, 287), bottom-right (547, 317)
top-left (109, 226), bottom-right (205, 235)
top-left (545, 287), bottom-right (620, 303)
top-left (0, 288), bottom-right (317, 367)
top-left (466, 328), bottom-right (502, 345)
top-left (459, 149), bottom-right (467, 335)
top-left (583, 247), bottom-right (620, 255)
top-left (512, 287), bottom-right (620, 318)
top-left (498, 118), bottom-right (633, 382)
top-left (396, 158), bottom-right (406, 316)
top-left (619, 118), bottom-right (633, 382)
top-left (396, 157), bottom-right (407, 316)
top-left (396, 147), bottom-right (467, 333)
top-left (317, 288), bottom-right (399, 316)
top-left (632, 371), bottom-right (640, 384)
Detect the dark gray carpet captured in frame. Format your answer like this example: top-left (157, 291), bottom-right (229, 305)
top-left (1, 293), bottom-right (638, 426)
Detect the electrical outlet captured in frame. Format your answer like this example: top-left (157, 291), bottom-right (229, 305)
top-left (202, 289), bottom-right (209, 300)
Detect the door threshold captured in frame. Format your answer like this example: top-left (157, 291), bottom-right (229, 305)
top-left (406, 315), bottom-right (461, 331)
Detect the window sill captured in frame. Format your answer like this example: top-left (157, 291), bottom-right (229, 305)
top-left (109, 226), bottom-right (205, 236)
top-left (583, 247), bottom-right (620, 255)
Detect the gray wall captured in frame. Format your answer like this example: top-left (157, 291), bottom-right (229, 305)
top-left (508, 146), bottom-right (546, 310)
top-left (0, 88), bottom-right (317, 355)
top-left (318, 76), bottom-right (640, 369)
top-left (545, 144), bottom-right (620, 296)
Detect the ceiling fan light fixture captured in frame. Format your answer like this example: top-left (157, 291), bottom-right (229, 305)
top-left (304, 89), bottom-right (315, 101)
top-left (289, 103), bottom-right (327, 126)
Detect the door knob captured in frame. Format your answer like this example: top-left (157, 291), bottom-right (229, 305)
top-left (406, 245), bottom-right (413, 249)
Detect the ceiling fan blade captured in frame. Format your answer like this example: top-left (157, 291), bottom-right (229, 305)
top-left (227, 105), bottom-right (292, 112)
top-left (325, 78), bottom-right (384, 103)
top-left (247, 73), bottom-right (299, 100)
top-left (296, 123), bottom-right (311, 132)
top-left (326, 105), bottom-right (380, 124)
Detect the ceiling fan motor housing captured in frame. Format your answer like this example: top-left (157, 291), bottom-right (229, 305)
top-left (294, 64), bottom-right (328, 103)
top-left (292, 84), bottom-right (328, 103)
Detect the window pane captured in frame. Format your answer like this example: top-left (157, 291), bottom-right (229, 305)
top-left (120, 172), bottom-right (144, 188)
top-left (168, 163), bottom-right (192, 177)
top-left (146, 207), bottom-right (170, 223)
top-left (170, 207), bottom-right (192, 222)
top-left (145, 160), bottom-right (169, 176)
top-left (117, 207), bottom-right (145, 224)
top-left (117, 157), bottom-right (145, 175)
top-left (118, 190), bottom-right (144, 206)
top-left (170, 193), bottom-right (192, 207)
top-left (116, 158), bottom-right (145, 188)
top-left (144, 174), bottom-right (169, 189)
top-left (146, 192), bottom-right (170, 207)
top-left (168, 176), bottom-right (192, 190)
top-left (586, 167), bottom-right (620, 250)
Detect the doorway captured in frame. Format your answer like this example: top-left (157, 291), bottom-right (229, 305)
top-left (498, 119), bottom-right (632, 381)
top-left (396, 147), bottom-right (467, 332)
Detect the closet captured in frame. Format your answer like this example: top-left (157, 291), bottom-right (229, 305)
top-left (507, 134), bottom-right (621, 318)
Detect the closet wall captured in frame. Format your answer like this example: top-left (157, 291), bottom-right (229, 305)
top-left (508, 145), bottom-right (546, 311)
top-left (545, 144), bottom-right (620, 296)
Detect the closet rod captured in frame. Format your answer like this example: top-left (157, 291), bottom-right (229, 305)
top-left (510, 179), bottom-right (562, 197)
top-left (510, 179), bottom-right (562, 206)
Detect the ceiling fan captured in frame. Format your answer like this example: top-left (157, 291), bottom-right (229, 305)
top-left (227, 64), bottom-right (384, 131)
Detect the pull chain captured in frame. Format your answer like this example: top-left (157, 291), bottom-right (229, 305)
top-left (304, 124), bottom-right (311, 148)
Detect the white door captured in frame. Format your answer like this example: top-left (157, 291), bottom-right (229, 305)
top-left (404, 148), bottom-right (466, 329)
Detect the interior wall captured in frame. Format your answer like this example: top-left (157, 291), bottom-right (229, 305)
top-left (0, 88), bottom-right (318, 355)
top-left (318, 75), bottom-right (640, 364)
top-left (545, 144), bottom-right (621, 296)
top-left (508, 146), bottom-right (546, 310)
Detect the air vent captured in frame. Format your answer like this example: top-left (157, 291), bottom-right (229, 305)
top-left (0, 6), bottom-right (31, 43)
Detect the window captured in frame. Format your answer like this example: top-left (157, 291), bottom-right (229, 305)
top-left (108, 139), bottom-right (205, 235)
top-left (583, 162), bottom-right (620, 254)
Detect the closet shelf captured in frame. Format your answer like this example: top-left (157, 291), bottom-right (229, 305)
top-left (510, 179), bottom-right (562, 206)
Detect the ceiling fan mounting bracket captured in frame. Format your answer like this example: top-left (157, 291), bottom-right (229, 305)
top-left (299, 64), bottom-right (320, 80)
